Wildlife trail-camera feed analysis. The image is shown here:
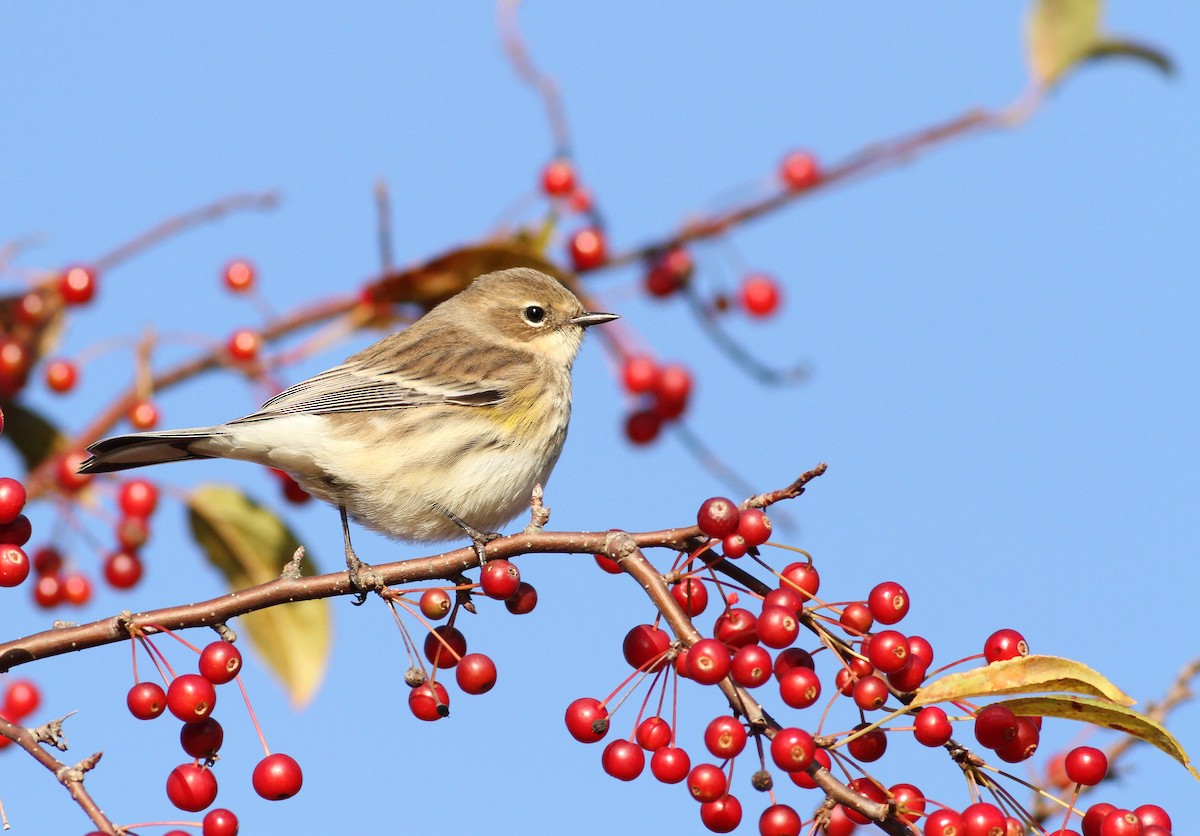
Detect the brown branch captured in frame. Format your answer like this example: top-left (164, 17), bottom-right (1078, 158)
top-left (92, 191), bottom-right (280, 273)
top-left (497, 0), bottom-right (572, 157)
top-left (604, 108), bottom-right (1001, 269)
top-left (0, 715), bottom-right (114, 834)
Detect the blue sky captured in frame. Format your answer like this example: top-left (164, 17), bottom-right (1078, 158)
top-left (1, 4), bottom-right (1197, 834)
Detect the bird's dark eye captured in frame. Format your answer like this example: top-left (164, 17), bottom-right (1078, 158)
top-left (523, 305), bottom-right (546, 324)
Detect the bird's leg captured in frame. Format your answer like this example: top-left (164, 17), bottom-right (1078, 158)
top-left (340, 505), bottom-right (380, 604)
top-left (439, 506), bottom-right (501, 566)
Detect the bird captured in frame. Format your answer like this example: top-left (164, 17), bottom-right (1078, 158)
top-left (79, 266), bottom-right (618, 591)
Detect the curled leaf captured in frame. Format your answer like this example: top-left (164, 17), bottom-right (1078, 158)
top-left (1003, 695), bottom-right (1198, 778)
top-left (187, 483), bottom-right (330, 707)
top-left (912, 655), bottom-right (1134, 707)
top-left (1026, 0), bottom-right (1173, 88)
top-left (1085, 39), bottom-right (1175, 76)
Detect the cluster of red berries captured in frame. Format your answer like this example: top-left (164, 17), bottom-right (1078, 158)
top-left (619, 355), bottom-right (693, 445)
top-left (0, 468), bottom-right (94, 606)
top-left (537, 159), bottom-right (604, 272)
top-left (127, 638), bottom-right (300, 823)
top-left (402, 561), bottom-right (534, 721)
top-left (564, 496), bottom-right (1176, 835)
top-left (0, 265), bottom-right (98, 397)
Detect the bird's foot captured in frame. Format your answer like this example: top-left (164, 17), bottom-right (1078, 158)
top-left (345, 548), bottom-right (383, 605)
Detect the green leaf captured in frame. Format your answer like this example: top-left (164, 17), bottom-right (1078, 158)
top-left (187, 483), bottom-right (330, 707)
top-left (1026, 0), bottom-right (1103, 87)
top-left (0, 399), bottom-right (67, 471)
top-left (1084, 39), bottom-right (1175, 76)
top-left (1002, 695), bottom-right (1200, 779)
top-left (912, 655), bottom-right (1134, 707)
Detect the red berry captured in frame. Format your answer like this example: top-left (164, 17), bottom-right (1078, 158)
top-left (867, 580), bottom-right (910, 625)
top-left (866, 629), bottom-right (910, 674)
top-left (1064, 745), bottom-right (1108, 786)
top-left (56, 450), bottom-right (92, 493)
top-left (777, 666), bottom-right (821, 709)
top-left (703, 715), bottom-right (747, 760)
top-left (779, 561), bottom-right (820, 599)
top-left (984, 628), bottom-right (1028, 663)
top-left (103, 550), bottom-right (143, 589)
top-left (3, 680), bottom-right (40, 719)
top-left (455, 652), bottom-right (498, 694)
top-left (61, 572), bottom-right (91, 606)
top-left (635, 716), bottom-right (672, 751)
top-left (167, 674), bottom-right (217, 721)
top-left (713, 608), bottom-right (758, 648)
top-left (721, 534), bottom-right (747, 559)
top-left (770, 727), bottom-right (815, 772)
top-left (843, 777), bottom-right (888, 824)
top-left (846, 723), bottom-right (887, 762)
top-left (653, 363), bottom-right (691, 419)
top-left (252, 752), bottom-right (303, 800)
top-left (686, 763), bottom-right (727, 803)
top-left (568, 187), bottom-right (592, 213)
top-left (0, 515), bottom-right (31, 548)
top-left (32, 573), bottom-right (62, 608)
top-left (128, 399), bottom-right (159, 430)
top-left (504, 581), bottom-right (538, 614)
top-left (202, 808), bottom-right (239, 836)
top-left (418, 588), bottom-right (451, 620)
top-left (852, 675), bottom-right (889, 711)
top-left (961, 802), bottom-right (1007, 836)
top-left (644, 248), bottom-right (693, 298)
top-left (756, 605), bottom-right (798, 649)
top-left (925, 808), bottom-right (966, 836)
top-left (973, 703), bottom-right (1018, 749)
top-left (408, 681), bottom-right (450, 721)
top-left (995, 716), bottom-right (1040, 763)
top-left (0, 478), bottom-right (27, 524)
top-left (622, 623), bottom-right (671, 673)
top-left (32, 547), bottom-right (62, 576)
top-left (773, 646), bottom-right (815, 678)
top-left (593, 553), bottom-right (622, 574)
top-left (762, 586), bottom-right (804, 614)
top-left (166, 762), bottom-right (218, 812)
top-left (888, 655), bottom-right (928, 692)
top-left (839, 602), bottom-right (873, 635)
top-left (730, 644), bottom-right (772, 689)
top-left (759, 804), bottom-right (802, 836)
top-left (569, 228), bottom-right (607, 271)
top-left (180, 717), bottom-right (225, 759)
top-left (700, 794), bottom-right (742, 833)
top-left (1083, 804), bottom-right (1118, 836)
top-left (479, 559), bottom-right (520, 599)
top-left (44, 359), bottom-right (78, 393)
top-left (601, 739), bottom-right (645, 781)
top-left (779, 150), bottom-right (821, 191)
top-left (686, 639), bottom-right (731, 685)
top-left (423, 624), bottom-right (467, 669)
top-left (672, 576), bottom-right (709, 616)
top-left (624, 409), bottom-right (661, 444)
top-left (0, 545), bottom-right (30, 587)
top-left (622, 355), bottom-right (659, 394)
top-left (889, 782), bottom-right (926, 825)
top-left (540, 159), bottom-right (576, 196)
top-left (115, 514), bottom-right (150, 550)
top-left (1133, 805), bottom-right (1171, 830)
top-left (908, 634), bottom-right (935, 667)
top-left (564, 697), bottom-right (609, 743)
top-left (59, 265), bottom-right (97, 305)
top-left (199, 641), bottom-right (243, 685)
top-left (913, 705), bottom-right (953, 747)
top-left (15, 294), bottom-right (46, 326)
top-left (0, 340), bottom-right (29, 395)
top-left (739, 273), bottom-right (781, 317)
top-left (223, 260), bottom-right (256, 292)
top-left (227, 329), bottom-right (262, 362)
top-left (650, 746), bottom-right (690, 784)
top-left (735, 508), bottom-right (771, 547)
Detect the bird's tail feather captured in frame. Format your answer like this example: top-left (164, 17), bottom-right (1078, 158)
top-left (78, 428), bottom-right (221, 474)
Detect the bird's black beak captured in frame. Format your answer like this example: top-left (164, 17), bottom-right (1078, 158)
top-left (571, 311), bottom-right (619, 328)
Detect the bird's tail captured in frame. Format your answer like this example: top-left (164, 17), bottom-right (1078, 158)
top-left (78, 428), bottom-right (222, 474)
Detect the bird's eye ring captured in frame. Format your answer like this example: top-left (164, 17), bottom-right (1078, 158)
top-left (523, 305), bottom-right (546, 325)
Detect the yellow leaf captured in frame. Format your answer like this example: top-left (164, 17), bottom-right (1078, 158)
top-left (1026, 0), bottom-right (1103, 87)
top-left (1003, 695), bottom-right (1199, 779)
top-left (913, 655), bottom-right (1134, 707)
top-left (187, 484), bottom-right (330, 707)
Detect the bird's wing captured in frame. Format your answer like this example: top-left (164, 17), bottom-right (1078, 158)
top-left (234, 363), bottom-right (505, 423)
